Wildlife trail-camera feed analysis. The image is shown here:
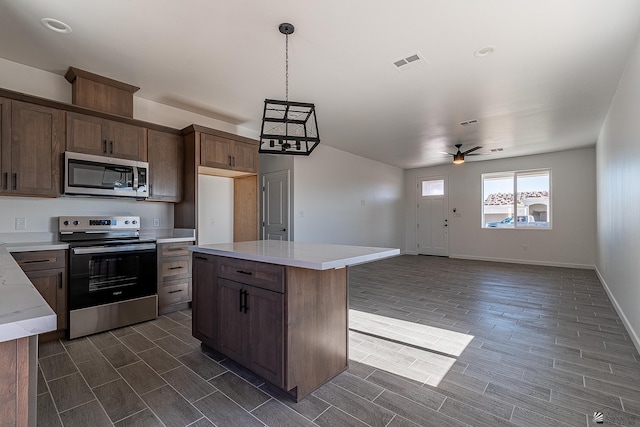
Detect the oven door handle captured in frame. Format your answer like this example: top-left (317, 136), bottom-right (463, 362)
top-left (73, 243), bottom-right (156, 255)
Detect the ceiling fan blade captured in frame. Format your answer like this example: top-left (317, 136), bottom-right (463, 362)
top-left (438, 151), bottom-right (456, 156)
top-left (462, 146), bottom-right (482, 155)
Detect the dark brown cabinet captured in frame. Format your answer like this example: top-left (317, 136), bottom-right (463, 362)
top-left (12, 250), bottom-right (67, 341)
top-left (192, 253), bottom-right (348, 401)
top-left (147, 130), bottom-right (183, 202)
top-left (192, 253), bottom-right (218, 344)
top-left (1, 100), bottom-right (63, 197)
top-left (67, 112), bottom-right (147, 161)
top-left (200, 133), bottom-right (258, 173)
top-left (157, 241), bottom-right (192, 314)
top-left (217, 277), bottom-right (284, 387)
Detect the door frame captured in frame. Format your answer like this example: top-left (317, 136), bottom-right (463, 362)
top-left (416, 174), bottom-right (450, 256)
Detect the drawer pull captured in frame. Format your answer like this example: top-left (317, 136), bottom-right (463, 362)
top-left (169, 266), bottom-right (184, 270)
top-left (195, 256), bottom-right (208, 260)
top-left (22, 259), bottom-right (51, 264)
top-left (168, 289), bottom-right (184, 294)
top-left (236, 270), bottom-right (253, 276)
top-left (166, 247), bottom-right (184, 252)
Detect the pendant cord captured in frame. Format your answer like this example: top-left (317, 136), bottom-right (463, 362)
top-left (285, 33), bottom-right (289, 103)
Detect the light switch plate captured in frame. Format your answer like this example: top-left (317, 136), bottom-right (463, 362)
top-left (15, 217), bottom-right (26, 230)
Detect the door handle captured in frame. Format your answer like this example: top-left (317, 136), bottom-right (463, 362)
top-left (242, 290), bottom-right (249, 313)
top-left (238, 288), bottom-right (243, 312)
top-left (12, 173), bottom-right (17, 190)
top-left (109, 141), bottom-right (114, 155)
top-left (281, 228), bottom-right (286, 232)
top-left (2, 172), bottom-right (7, 190)
top-left (103, 139), bottom-right (107, 153)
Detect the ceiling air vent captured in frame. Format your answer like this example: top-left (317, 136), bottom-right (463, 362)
top-left (392, 52), bottom-right (427, 71)
top-left (459, 119), bottom-right (478, 126)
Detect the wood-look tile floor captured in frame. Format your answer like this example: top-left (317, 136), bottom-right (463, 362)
top-left (37, 255), bottom-right (640, 426)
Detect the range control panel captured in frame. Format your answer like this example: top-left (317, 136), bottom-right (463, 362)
top-left (59, 216), bottom-right (141, 232)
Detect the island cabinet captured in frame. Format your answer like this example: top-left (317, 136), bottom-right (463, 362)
top-left (11, 250), bottom-right (67, 342)
top-left (192, 254), bottom-right (348, 401)
top-left (66, 111), bottom-right (147, 161)
top-left (1, 99), bottom-right (64, 197)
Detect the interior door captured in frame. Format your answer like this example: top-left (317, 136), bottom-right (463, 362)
top-left (417, 175), bottom-right (449, 256)
top-left (262, 170), bottom-right (290, 241)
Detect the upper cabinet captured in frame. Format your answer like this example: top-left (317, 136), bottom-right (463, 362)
top-left (200, 132), bottom-right (258, 174)
top-left (147, 129), bottom-right (183, 202)
top-left (1, 99), bottom-right (63, 197)
top-left (67, 112), bottom-right (147, 161)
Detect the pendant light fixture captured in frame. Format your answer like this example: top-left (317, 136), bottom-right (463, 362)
top-left (259, 23), bottom-right (320, 155)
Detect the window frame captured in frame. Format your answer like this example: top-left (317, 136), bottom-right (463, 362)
top-left (482, 168), bottom-right (552, 230)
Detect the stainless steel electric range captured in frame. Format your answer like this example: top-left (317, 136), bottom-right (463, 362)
top-left (59, 216), bottom-right (157, 339)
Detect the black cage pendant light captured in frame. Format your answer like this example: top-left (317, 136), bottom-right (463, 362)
top-left (259, 23), bottom-right (320, 155)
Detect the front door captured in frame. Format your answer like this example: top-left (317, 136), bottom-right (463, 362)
top-left (417, 175), bottom-right (449, 256)
top-left (262, 170), bottom-right (290, 241)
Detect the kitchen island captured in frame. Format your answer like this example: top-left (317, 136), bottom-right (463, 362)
top-left (189, 240), bottom-right (399, 401)
top-left (0, 243), bottom-right (57, 426)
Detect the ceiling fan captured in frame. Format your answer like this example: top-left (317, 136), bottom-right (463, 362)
top-left (442, 144), bottom-right (482, 164)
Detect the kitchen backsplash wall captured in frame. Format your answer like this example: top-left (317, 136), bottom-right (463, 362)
top-left (0, 196), bottom-right (173, 236)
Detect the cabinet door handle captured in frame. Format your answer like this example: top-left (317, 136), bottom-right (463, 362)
top-left (236, 270), bottom-right (252, 276)
top-left (109, 141), bottom-right (113, 155)
top-left (2, 172), bottom-right (7, 190)
top-left (103, 139), bottom-right (107, 153)
top-left (232, 156), bottom-right (236, 167)
top-left (243, 290), bottom-right (249, 313)
top-left (168, 289), bottom-right (184, 294)
top-left (238, 288), bottom-right (244, 312)
top-left (22, 259), bottom-right (51, 264)
top-left (228, 155), bottom-right (232, 166)
top-left (169, 266), bottom-right (184, 270)
top-left (58, 272), bottom-right (63, 289)
top-left (12, 173), bottom-right (17, 190)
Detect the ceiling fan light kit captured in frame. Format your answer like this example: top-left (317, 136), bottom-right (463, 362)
top-left (449, 143), bottom-right (482, 165)
top-left (259, 23), bottom-right (320, 156)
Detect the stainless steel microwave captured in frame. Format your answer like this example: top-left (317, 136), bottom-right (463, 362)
top-left (64, 152), bottom-right (149, 198)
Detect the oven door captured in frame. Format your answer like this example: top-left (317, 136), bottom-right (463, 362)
top-left (69, 242), bottom-right (157, 310)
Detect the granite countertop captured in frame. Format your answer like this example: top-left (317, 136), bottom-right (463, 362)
top-left (190, 240), bottom-right (400, 270)
top-left (0, 243), bottom-right (57, 342)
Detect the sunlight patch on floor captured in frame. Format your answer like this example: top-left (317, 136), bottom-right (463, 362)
top-left (349, 310), bottom-right (474, 386)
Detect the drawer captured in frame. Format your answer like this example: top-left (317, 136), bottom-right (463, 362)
top-left (158, 256), bottom-right (192, 281)
top-left (158, 278), bottom-right (191, 306)
top-left (12, 250), bottom-right (66, 272)
top-left (159, 241), bottom-right (192, 257)
top-left (218, 257), bottom-right (284, 293)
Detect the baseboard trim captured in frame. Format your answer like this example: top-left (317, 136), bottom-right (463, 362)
top-left (447, 254), bottom-right (595, 270)
top-left (594, 266), bottom-right (640, 354)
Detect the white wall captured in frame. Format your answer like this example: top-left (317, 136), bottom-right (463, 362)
top-left (197, 175), bottom-right (233, 244)
top-left (405, 147), bottom-right (597, 268)
top-left (292, 145), bottom-right (404, 248)
top-left (596, 30), bottom-right (640, 349)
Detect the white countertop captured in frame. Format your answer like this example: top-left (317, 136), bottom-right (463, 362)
top-left (0, 243), bottom-right (57, 342)
top-left (190, 240), bottom-right (400, 270)
top-left (140, 228), bottom-right (195, 244)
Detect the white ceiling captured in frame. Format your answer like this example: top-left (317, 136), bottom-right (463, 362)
top-left (1, 0), bottom-right (639, 169)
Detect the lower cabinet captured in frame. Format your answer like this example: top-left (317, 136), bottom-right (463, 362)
top-left (11, 250), bottom-right (67, 342)
top-left (218, 278), bottom-right (284, 387)
top-left (192, 253), bottom-right (348, 401)
top-left (157, 241), bottom-right (193, 314)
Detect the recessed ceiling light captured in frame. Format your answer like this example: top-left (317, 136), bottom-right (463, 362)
top-left (474, 46), bottom-right (495, 57)
top-left (41, 18), bottom-right (72, 34)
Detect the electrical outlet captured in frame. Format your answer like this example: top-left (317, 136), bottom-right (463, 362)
top-left (209, 218), bottom-right (215, 226)
top-left (153, 218), bottom-right (160, 227)
top-left (15, 217), bottom-right (26, 230)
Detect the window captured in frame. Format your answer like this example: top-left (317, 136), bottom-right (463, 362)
top-left (421, 179), bottom-right (444, 196)
top-left (482, 169), bottom-right (551, 228)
